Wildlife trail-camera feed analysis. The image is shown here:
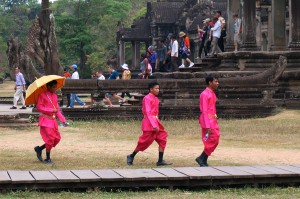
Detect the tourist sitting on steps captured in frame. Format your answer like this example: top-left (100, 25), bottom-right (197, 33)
top-left (105, 66), bottom-right (126, 107)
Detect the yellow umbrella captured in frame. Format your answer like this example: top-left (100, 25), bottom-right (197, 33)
top-left (25, 75), bottom-right (66, 105)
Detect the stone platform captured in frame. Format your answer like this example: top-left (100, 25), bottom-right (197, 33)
top-left (1, 165), bottom-right (300, 191)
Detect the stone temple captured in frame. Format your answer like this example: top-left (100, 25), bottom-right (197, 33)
top-left (116, 0), bottom-right (300, 68)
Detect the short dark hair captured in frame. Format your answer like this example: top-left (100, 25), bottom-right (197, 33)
top-left (159, 39), bottom-right (165, 43)
top-left (233, 14), bottom-right (238, 18)
top-left (170, 35), bottom-right (176, 39)
top-left (15, 66), bottom-right (20, 70)
top-left (216, 10), bottom-right (222, 15)
top-left (148, 82), bottom-right (159, 90)
top-left (205, 75), bottom-right (217, 85)
top-left (46, 80), bottom-right (57, 88)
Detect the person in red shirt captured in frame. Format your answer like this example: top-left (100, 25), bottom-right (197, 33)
top-left (63, 68), bottom-right (71, 107)
top-left (127, 82), bottom-right (172, 166)
top-left (178, 32), bottom-right (194, 68)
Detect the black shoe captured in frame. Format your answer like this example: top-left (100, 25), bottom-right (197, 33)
top-left (195, 157), bottom-right (207, 167)
top-left (43, 159), bottom-right (54, 164)
top-left (156, 160), bottom-right (172, 166)
top-left (127, 155), bottom-right (134, 166)
top-left (34, 146), bottom-right (43, 162)
top-left (20, 106), bottom-right (27, 109)
top-left (10, 106), bottom-right (17, 109)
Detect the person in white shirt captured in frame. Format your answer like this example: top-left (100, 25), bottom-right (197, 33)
top-left (97, 71), bottom-right (105, 80)
top-left (68, 64), bottom-right (86, 108)
top-left (170, 35), bottom-right (179, 71)
top-left (208, 17), bottom-right (222, 57)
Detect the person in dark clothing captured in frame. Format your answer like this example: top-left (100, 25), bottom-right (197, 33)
top-left (198, 18), bottom-right (211, 58)
top-left (156, 39), bottom-right (168, 72)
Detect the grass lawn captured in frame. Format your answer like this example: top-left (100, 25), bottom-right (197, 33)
top-left (0, 109), bottom-right (299, 198)
top-left (1, 186), bottom-right (300, 199)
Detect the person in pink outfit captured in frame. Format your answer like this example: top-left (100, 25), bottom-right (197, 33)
top-left (34, 80), bottom-right (68, 164)
top-left (196, 75), bottom-right (220, 167)
top-left (127, 82), bottom-right (172, 166)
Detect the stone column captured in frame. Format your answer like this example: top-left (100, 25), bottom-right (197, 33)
top-left (241, 0), bottom-right (258, 51)
top-left (131, 41), bottom-right (141, 69)
top-left (118, 41), bottom-right (125, 67)
top-left (288, 0), bottom-right (300, 50)
top-left (270, 0), bottom-right (286, 51)
top-left (256, 0), bottom-right (262, 50)
top-left (267, 7), bottom-right (272, 51)
top-left (226, 0), bottom-right (241, 51)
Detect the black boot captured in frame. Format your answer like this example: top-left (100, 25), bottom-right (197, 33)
top-left (203, 153), bottom-right (209, 167)
top-left (127, 151), bottom-right (138, 166)
top-left (34, 145), bottom-right (44, 162)
top-left (156, 152), bottom-right (172, 166)
top-left (44, 151), bottom-right (54, 164)
top-left (195, 151), bottom-right (208, 167)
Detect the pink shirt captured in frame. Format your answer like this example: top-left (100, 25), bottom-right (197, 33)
top-left (199, 88), bottom-right (217, 129)
top-left (37, 91), bottom-right (66, 128)
top-left (141, 93), bottom-right (163, 131)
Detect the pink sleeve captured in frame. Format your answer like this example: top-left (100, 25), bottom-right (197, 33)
top-left (200, 93), bottom-right (210, 129)
top-left (144, 97), bottom-right (157, 129)
top-left (37, 92), bottom-right (54, 115)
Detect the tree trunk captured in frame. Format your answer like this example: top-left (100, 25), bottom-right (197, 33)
top-left (7, 0), bottom-right (63, 82)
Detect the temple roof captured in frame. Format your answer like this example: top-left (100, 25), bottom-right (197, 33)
top-left (118, 18), bottom-right (151, 41)
top-left (151, 2), bottom-right (185, 24)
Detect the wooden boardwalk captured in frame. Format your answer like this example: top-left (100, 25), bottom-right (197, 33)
top-left (1, 165), bottom-right (300, 190)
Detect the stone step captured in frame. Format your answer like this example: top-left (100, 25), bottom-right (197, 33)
top-left (0, 122), bottom-right (37, 128)
top-left (179, 67), bottom-right (202, 72)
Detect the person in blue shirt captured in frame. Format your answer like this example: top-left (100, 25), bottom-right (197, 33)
top-left (105, 66), bottom-right (125, 107)
top-left (10, 67), bottom-right (27, 109)
top-left (148, 46), bottom-right (157, 73)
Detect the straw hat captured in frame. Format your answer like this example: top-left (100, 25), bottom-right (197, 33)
top-left (179, 31), bottom-right (186, 37)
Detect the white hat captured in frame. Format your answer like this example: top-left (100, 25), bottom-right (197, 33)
top-left (121, 64), bottom-right (129, 70)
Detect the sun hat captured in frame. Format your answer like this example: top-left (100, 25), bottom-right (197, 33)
top-left (179, 31), bottom-right (186, 37)
top-left (121, 64), bottom-right (129, 70)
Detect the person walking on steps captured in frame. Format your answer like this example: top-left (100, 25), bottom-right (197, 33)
top-left (178, 31), bottom-right (194, 68)
top-left (127, 82), bottom-right (172, 166)
top-left (196, 75), bottom-right (220, 167)
top-left (10, 67), bottom-right (27, 110)
top-left (34, 80), bottom-right (69, 164)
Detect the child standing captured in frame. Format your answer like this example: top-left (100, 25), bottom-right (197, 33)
top-left (127, 82), bottom-right (172, 166)
top-left (34, 80), bottom-right (68, 164)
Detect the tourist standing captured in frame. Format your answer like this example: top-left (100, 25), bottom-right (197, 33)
top-left (198, 18), bottom-right (211, 58)
top-left (170, 35), bottom-right (179, 72)
top-left (63, 67), bottom-right (71, 107)
top-left (127, 82), bottom-right (172, 166)
top-left (68, 64), bottom-right (86, 108)
top-left (233, 14), bottom-right (242, 52)
top-left (139, 53), bottom-right (151, 79)
top-left (196, 75), bottom-right (220, 167)
top-left (215, 10), bottom-right (226, 52)
top-left (178, 32), bottom-right (194, 68)
top-left (10, 66), bottom-right (26, 109)
top-left (157, 39), bottom-right (168, 72)
top-left (148, 46), bottom-right (157, 73)
top-left (34, 80), bottom-right (68, 164)
top-left (208, 17), bottom-right (222, 57)
top-left (121, 64), bottom-right (132, 99)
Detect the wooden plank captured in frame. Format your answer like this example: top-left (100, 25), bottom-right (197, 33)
top-left (92, 169), bottom-right (124, 181)
top-left (254, 165), bottom-right (296, 176)
top-left (213, 166), bottom-right (253, 178)
top-left (30, 171), bottom-right (58, 183)
top-left (8, 170), bottom-right (35, 184)
top-left (274, 165), bottom-right (300, 176)
top-left (0, 171), bottom-right (11, 184)
top-left (174, 167), bottom-right (211, 179)
top-left (114, 169), bottom-right (167, 181)
top-left (71, 170), bottom-right (101, 182)
top-left (153, 168), bottom-right (189, 180)
top-left (234, 166), bottom-right (274, 177)
top-left (50, 170), bottom-right (80, 183)
top-left (194, 167), bottom-right (232, 179)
